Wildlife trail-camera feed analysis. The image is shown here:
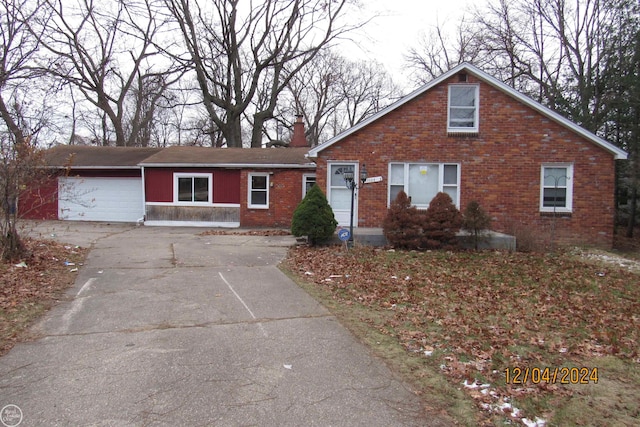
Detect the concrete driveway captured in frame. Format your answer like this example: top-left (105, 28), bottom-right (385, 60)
top-left (1, 222), bottom-right (449, 426)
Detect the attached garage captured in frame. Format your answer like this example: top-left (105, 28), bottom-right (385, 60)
top-left (19, 145), bottom-right (163, 223)
top-left (58, 176), bottom-right (144, 222)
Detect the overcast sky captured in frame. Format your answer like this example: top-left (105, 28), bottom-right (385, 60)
top-left (342, 0), bottom-right (473, 89)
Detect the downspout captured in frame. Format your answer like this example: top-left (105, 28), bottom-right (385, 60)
top-left (140, 166), bottom-right (146, 225)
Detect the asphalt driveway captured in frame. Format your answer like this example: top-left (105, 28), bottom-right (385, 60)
top-left (1, 222), bottom-right (449, 426)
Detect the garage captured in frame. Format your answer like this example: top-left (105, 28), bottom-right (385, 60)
top-left (58, 176), bottom-right (144, 222)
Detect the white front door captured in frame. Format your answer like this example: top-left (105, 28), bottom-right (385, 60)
top-left (328, 163), bottom-right (359, 227)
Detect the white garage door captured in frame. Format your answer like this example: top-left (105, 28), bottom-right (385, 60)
top-left (58, 177), bottom-right (143, 222)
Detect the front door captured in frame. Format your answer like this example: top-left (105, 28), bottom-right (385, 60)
top-left (328, 163), bottom-right (358, 227)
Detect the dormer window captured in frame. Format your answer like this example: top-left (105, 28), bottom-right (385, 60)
top-left (448, 84), bottom-right (479, 133)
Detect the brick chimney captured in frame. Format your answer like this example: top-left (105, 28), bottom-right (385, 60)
top-left (290, 114), bottom-right (308, 147)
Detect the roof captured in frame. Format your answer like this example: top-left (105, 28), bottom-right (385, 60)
top-left (45, 145), bottom-right (163, 169)
top-left (139, 146), bottom-right (314, 168)
top-left (308, 63), bottom-right (628, 160)
top-left (44, 145), bottom-right (315, 169)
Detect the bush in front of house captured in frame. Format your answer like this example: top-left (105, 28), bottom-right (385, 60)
top-left (291, 184), bottom-right (338, 245)
top-left (462, 200), bottom-right (492, 250)
top-left (383, 191), bottom-right (423, 249)
top-left (421, 192), bottom-right (463, 249)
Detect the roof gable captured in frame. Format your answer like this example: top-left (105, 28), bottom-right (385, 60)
top-left (308, 63), bottom-right (628, 160)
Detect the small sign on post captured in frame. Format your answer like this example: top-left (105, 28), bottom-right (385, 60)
top-left (337, 228), bottom-right (351, 242)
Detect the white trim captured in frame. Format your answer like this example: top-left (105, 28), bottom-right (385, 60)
top-left (145, 202), bottom-right (240, 208)
top-left (302, 173), bottom-right (317, 197)
top-left (327, 161), bottom-right (359, 227)
top-left (173, 172), bottom-right (213, 204)
top-left (308, 63), bottom-right (628, 160)
top-left (540, 163), bottom-right (573, 213)
top-left (144, 220), bottom-right (240, 228)
top-left (141, 166), bottom-right (147, 217)
top-left (248, 172), bottom-right (269, 209)
top-left (447, 84), bottom-right (479, 133)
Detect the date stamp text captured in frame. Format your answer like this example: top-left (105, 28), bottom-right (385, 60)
top-left (505, 367), bottom-right (598, 385)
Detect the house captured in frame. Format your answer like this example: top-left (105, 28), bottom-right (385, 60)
top-left (21, 145), bottom-right (315, 228)
top-left (138, 146), bottom-right (314, 227)
top-left (308, 63), bottom-right (628, 247)
top-left (21, 63), bottom-right (627, 247)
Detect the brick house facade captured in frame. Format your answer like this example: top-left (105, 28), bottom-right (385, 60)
top-left (309, 63), bottom-right (627, 247)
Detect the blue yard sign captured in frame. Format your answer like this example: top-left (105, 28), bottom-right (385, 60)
top-left (337, 228), bottom-right (351, 242)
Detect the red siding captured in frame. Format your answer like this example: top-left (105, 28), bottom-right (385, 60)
top-left (213, 170), bottom-right (241, 203)
top-left (315, 74), bottom-right (618, 247)
top-left (67, 169), bottom-right (141, 178)
top-left (145, 169), bottom-right (173, 202)
top-left (144, 168), bottom-right (241, 204)
top-left (19, 179), bottom-right (58, 220)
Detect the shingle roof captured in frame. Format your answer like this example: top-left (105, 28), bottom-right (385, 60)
top-left (139, 146), bottom-right (314, 168)
top-left (45, 145), bottom-right (162, 168)
top-left (43, 145), bottom-right (315, 169)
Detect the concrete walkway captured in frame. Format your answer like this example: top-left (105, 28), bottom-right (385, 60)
top-left (0, 222), bottom-right (452, 426)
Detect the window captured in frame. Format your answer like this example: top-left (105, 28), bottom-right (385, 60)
top-left (248, 173), bottom-right (269, 208)
top-left (302, 174), bottom-right (316, 197)
top-left (540, 164), bottom-right (573, 213)
top-left (174, 173), bottom-right (211, 203)
top-left (448, 85), bottom-right (479, 132)
top-left (388, 163), bottom-right (460, 208)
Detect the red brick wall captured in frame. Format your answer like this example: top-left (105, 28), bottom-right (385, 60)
top-left (314, 74), bottom-right (617, 247)
top-left (240, 169), bottom-right (310, 228)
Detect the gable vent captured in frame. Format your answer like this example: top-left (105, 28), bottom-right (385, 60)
top-left (458, 73), bottom-right (468, 82)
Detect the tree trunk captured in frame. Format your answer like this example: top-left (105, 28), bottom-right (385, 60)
top-left (252, 111), bottom-right (274, 148)
top-left (222, 115), bottom-right (244, 148)
top-left (627, 181), bottom-right (637, 238)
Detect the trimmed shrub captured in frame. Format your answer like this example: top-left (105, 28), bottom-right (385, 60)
top-left (383, 191), bottom-right (422, 249)
top-left (291, 184), bottom-right (337, 245)
top-left (462, 200), bottom-right (492, 250)
top-left (421, 192), bottom-right (462, 249)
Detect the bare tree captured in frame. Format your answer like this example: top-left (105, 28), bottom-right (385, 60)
top-left (165, 0), bottom-right (365, 148)
top-left (278, 50), bottom-right (400, 146)
top-left (37, 0), bottom-right (183, 146)
top-left (406, 16), bottom-right (485, 85)
top-left (0, 0), bottom-right (56, 259)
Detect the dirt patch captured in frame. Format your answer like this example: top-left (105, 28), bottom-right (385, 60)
top-left (0, 239), bottom-right (87, 356)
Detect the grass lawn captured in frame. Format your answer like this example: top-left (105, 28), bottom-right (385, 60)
top-left (282, 245), bottom-right (639, 426)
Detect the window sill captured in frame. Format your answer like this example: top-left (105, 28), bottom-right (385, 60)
top-left (540, 211), bottom-right (572, 218)
top-left (447, 131), bottom-right (479, 137)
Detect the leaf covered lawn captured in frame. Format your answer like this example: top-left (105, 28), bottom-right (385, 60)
top-left (284, 245), bottom-right (640, 425)
top-left (0, 239), bottom-right (87, 355)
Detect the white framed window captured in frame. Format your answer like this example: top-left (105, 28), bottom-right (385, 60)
top-left (302, 174), bottom-right (316, 197)
top-left (248, 173), bottom-right (269, 209)
top-left (540, 164), bottom-right (573, 213)
top-left (388, 163), bottom-right (460, 208)
top-left (448, 84), bottom-right (479, 132)
top-left (174, 173), bottom-right (212, 204)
